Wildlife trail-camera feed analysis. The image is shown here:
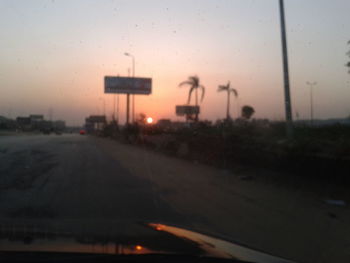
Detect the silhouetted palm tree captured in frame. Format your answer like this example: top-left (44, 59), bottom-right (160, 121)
top-left (179, 75), bottom-right (205, 121)
top-left (218, 81), bottom-right (238, 120)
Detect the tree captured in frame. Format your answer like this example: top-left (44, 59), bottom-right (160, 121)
top-left (218, 81), bottom-right (238, 120)
top-left (241, 105), bottom-right (255, 120)
top-left (179, 75), bottom-right (205, 121)
top-left (136, 113), bottom-right (146, 125)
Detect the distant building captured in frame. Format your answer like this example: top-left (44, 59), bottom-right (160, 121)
top-left (87, 115), bottom-right (107, 123)
top-left (53, 120), bottom-right (66, 130)
top-left (38, 120), bottom-right (53, 133)
top-left (0, 116), bottom-right (16, 130)
top-left (85, 115), bottom-right (106, 133)
top-left (29, 114), bottom-right (44, 122)
top-left (16, 117), bottom-right (32, 130)
top-left (14, 114), bottom-right (68, 133)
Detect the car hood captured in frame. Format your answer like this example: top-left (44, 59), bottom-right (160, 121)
top-left (0, 219), bottom-right (295, 263)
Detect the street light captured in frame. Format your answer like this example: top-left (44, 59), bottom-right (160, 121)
top-left (124, 52), bottom-right (135, 123)
top-left (306, 81), bottom-right (317, 125)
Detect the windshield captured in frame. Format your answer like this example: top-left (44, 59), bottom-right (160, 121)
top-left (1, 1), bottom-right (350, 263)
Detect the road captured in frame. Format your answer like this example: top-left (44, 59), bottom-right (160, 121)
top-left (0, 134), bottom-right (349, 263)
top-left (0, 134), bottom-right (183, 223)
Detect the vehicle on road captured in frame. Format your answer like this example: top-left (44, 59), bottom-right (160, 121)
top-left (79, 129), bottom-right (86, 135)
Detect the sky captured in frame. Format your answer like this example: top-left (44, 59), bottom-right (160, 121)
top-left (0, 0), bottom-right (349, 125)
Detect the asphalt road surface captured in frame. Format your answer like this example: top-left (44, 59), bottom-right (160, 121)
top-left (0, 134), bottom-right (349, 263)
top-left (0, 134), bottom-right (184, 223)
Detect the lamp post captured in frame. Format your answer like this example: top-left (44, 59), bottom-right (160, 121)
top-left (306, 81), bottom-right (317, 125)
top-left (279, 0), bottom-right (293, 138)
top-left (124, 52), bottom-right (135, 123)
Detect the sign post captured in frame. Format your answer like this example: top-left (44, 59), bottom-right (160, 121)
top-left (176, 105), bottom-right (200, 122)
top-left (104, 76), bottom-right (152, 125)
top-left (126, 93), bottom-right (130, 124)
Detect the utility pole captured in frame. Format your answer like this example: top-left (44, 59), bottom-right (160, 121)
top-left (132, 59), bottom-right (135, 123)
top-left (226, 90), bottom-right (231, 120)
top-left (306, 81), bottom-right (317, 125)
top-left (124, 52), bottom-right (135, 124)
top-left (279, 0), bottom-right (293, 138)
top-left (113, 94), bottom-right (116, 121)
top-left (116, 72), bottom-right (120, 124)
top-left (117, 94), bottom-right (119, 123)
top-left (126, 94), bottom-right (130, 125)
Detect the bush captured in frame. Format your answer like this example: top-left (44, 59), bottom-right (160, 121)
top-left (102, 120), bottom-right (350, 184)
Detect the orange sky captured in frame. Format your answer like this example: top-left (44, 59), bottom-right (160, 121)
top-left (1, 0), bottom-right (349, 125)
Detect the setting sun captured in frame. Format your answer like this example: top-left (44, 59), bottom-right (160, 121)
top-left (146, 117), bottom-right (153, 124)
top-left (135, 245), bottom-right (143, 251)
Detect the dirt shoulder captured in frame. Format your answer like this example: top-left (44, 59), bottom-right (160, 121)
top-left (95, 137), bottom-right (350, 263)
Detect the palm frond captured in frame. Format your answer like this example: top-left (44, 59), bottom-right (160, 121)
top-left (217, 85), bottom-right (228, 92)
top-left (189, 76), bottom-right (199, 87)
top-left (218, 81), bottom-right (230, 91)
top-left (200, 85), bottom-right (205, 102)
top-left (231, 88), bottom-right (238, 98)
top-left (179, 80), bottom-right (193, 87)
